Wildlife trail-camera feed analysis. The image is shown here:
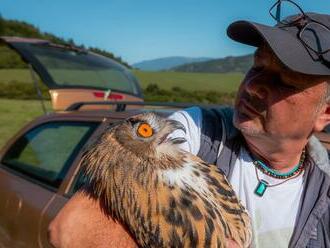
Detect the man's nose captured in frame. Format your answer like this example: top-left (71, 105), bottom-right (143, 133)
top-left (243, 72), bottom-right (268, 99)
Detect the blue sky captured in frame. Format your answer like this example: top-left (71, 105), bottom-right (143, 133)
top-left (1, 0), bottom-right (330, 64)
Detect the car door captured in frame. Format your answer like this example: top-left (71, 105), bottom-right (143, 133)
top-left (0, 120), bottom-right (99, 247)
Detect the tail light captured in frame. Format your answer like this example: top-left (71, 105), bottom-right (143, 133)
top-left (93, 91), bottom-right (124, 100)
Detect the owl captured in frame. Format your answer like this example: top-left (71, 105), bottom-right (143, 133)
top-left (81, 112), bottom-right (252, 248)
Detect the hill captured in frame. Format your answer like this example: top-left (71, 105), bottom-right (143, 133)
top-left (171, 54), bottom-right (253, 73)
top-left (132, 56), bottom-right (212, 71)
top-left (0, 15), bottom-right (130, 68)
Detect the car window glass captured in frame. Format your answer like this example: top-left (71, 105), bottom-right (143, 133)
top-left (27, 45), bottom-right (140, 95)
top-left (1, 121), bottom-right (98, 188)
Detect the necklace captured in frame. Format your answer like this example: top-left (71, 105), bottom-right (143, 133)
top-left (254, 166), bottom-right (304, 197)
top-left (253, 149), bottom-right (306, 197)
top-left (253, 149), bottom-right (305, 179)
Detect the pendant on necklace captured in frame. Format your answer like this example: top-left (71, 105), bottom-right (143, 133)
top-left (255, 179), bottom-right (269, 197)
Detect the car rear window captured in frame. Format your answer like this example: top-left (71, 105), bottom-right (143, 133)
top-left (28, 44), bottom-right (140, 95)
top-left (1, 121), bottom-right (98, 189)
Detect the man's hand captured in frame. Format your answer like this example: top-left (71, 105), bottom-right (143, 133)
top-left (48, 191), bottom-right (138, 248)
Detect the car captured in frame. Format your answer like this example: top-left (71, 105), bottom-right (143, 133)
top-left (0, 36), bottom-right (144, 111)
top-left (0, 36), bottom-right (193, 247)
top-left (0, 101), bottom-right (197, 247)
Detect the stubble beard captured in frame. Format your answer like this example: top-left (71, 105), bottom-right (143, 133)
top-left (233, 110), bottom-right (264, 137)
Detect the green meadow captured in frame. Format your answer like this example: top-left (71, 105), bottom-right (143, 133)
top-left (0, 69), bottom-right (243, 92)
top-left (0, 99), bottom-right (52, 148)
top-left (134, 70), bottom-right (242, 92)
top-left (0, 69), bottom-right (243, 148)
top-left (0, 69), bottom-right (33, 83)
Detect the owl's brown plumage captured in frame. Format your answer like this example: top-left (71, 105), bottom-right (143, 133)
top-left (81, 112), bottom-right (252, 248)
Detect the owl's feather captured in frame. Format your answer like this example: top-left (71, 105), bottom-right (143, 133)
top-left (81, 113), bottom-right (251, 248)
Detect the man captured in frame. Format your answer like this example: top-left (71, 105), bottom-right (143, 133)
top-left (49, 11), bottom-right (330, 248)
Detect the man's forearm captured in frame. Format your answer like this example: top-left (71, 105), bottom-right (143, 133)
top-left (48, 191), bottom-right (138, 248)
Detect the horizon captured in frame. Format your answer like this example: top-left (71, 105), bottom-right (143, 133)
top-left (1, 0), bottom-right (330, 64)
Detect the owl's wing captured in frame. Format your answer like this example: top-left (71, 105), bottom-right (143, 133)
top-left (154, 154), bottom-right (252, 248)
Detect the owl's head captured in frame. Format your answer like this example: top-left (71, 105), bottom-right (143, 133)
top-left (82, 112), bottom-right (187, 172)
top-left (111, 112), bottom-right (186, 159)
top-left (81, 112), bottom-right (187, 199)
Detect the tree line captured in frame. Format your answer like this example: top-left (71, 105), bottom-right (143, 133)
top-left (0, 14), bottom-right (131, 68)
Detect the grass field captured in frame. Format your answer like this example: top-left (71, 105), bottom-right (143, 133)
top-left (0, 69), bottom-right (243, 93)
top-left (134, 70), bottom-right (242, 92)
top-left (0, 69), bottom-right (33, 83)
top-left (0, 69), bottom-right (242, 149)
top-left (0, 99), bottom-right (52, 149)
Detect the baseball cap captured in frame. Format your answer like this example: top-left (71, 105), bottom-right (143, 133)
top-left (227, 13), bottom-right (330, 76)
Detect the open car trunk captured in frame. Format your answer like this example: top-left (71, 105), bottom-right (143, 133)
top-left (0, 36), bottom-right (143, 111)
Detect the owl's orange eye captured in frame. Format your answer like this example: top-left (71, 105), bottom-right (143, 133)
top-left (137, 123), bottom-right (153, 138)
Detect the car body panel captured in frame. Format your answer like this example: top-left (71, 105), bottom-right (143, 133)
top-left (38, 194), bottom-right (69, 248)
top-left (0, 166), bottom-right (55, 247)
top-left (49, 89), bottom-right (143, 111)
top-left (0, 107), bottom-right (171, 247)
top-left (0, 112), bottom-right (107, 247)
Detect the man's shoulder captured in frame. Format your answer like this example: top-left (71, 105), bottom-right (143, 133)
top-left (167, 107), bottom-right (203, 155)
top-left (308, 135), bottom-right (330, 178)
top-left (169, 106), bottom-right (203, 123)
top-left (199, 106), bottom-right (239, 141)
top-left (167, 106), bottom-right (234, 153)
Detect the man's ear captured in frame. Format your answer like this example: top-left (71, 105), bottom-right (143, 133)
top-left (314, 103), bottom-right (330, 132)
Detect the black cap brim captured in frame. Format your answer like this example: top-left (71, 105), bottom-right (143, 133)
top-left (227, 20), bottom-right (330, 76)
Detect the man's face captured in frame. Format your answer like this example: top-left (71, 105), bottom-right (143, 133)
top-left (233, 45), bottom-right (328, 141)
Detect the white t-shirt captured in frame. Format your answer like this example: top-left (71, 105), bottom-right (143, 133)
top-left (168, 107), bottom-right (304, 248)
